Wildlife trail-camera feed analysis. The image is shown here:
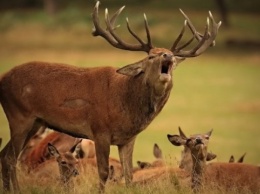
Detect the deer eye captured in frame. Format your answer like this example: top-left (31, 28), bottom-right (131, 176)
top-left (61, 161), bottom-right (67, 165)
top-left (205, 135), bottom-right (209, 140)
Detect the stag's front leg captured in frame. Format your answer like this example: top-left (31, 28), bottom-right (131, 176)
top-left (94, 135), bottom-right (110, 192)
top-left (118, 137), bottom-right (136, 186)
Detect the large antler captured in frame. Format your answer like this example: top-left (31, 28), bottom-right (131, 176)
top-left (92, 1), bottom-right (153, 53)
top-left (171, 9), bottom-right (222, 58)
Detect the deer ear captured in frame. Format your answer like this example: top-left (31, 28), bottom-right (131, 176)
top-left (175, 56), bottom-right (185, 65)
top-left (153, 143), bottom-right (163, 159)
top-left (206, 129), bottom-right (213, 137)
top-left (237, 152), bottom-right (246, 163)
top-left (229, 155), bottom-right (235, 163)
top-left (206, 152), bottom-right (217, 161)
top-left (167, 134), bottom-right (186, 146)
top-left (47, 143), bottom-right (60, 158)
top-left (178, 126), bottom-right (187, 139)
top-left (116, 61), bottom-right (144, 76)
top-left (71, 139), bottom-right (84, 159)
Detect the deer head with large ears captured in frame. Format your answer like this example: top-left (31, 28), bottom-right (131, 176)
top-left (47, 141), bottom-right (80, 184)
top-left (167, 127), bottom-right (216, 167)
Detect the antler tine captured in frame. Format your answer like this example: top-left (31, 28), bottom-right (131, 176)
top-left (171, 20), bottom-right (197, 52)
top-left (92, 1), bottom-right (153, 53)
top-left (179, 9), bottom-right (203, 42)
top-left (143, 14), bottom-right (153, 49)
top-left (170, 20), bottom-right (187, 51)
top-left (109, 5), bottom-right (125, 30)
top-left (172, 10), bottom-right (221, 58)
top-left (126, 14), bottom-right (153, 50)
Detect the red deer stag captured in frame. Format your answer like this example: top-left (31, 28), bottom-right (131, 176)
top-left (168, 129), bottom-right (260, 193)
top-left (0, 1), bottom-right (221, 192)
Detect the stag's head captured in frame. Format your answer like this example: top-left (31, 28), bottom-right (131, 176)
top-left (92, 1), bottom-right (221, 94)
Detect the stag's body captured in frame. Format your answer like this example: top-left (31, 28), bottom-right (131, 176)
top-left (0, 57), bottom-right (173, 191)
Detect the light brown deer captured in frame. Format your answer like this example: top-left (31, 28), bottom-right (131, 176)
top-left (0, 1), bottom-right (221, 192)
top-left (21, 131), bottom-right (81, 171)
top-left (126, 127), bottom-right (216, 185)
top-left (177, 127), bottom-right (216, 173)
top-left (168, 129), bottom-right (260, 193)
top-left (136, 128), bottom-right (216, 172)
top-left (27, 142), bottom-right (80, 188)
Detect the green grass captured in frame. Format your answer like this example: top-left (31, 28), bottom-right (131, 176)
top-left (0, 5), bottom-right (259, 193)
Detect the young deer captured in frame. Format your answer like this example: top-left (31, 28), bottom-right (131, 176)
top-left (136, 127), bottom-right (216, 173)
top-left (21, 131), bottom-right (82, 172)
top-left (177, 127), bottom-right (216, 173)
top-left (168, 129), bottom-right (260, 193)
top-left (0, 1), bottom-right (221, 192)
top-left (27, 142), bottom-right (80, 188)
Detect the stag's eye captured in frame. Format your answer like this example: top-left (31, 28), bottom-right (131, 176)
top-left (61, 161), bottom-right (67, 165)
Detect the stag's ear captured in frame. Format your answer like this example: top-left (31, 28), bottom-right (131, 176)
top-left (116, 61), bottom-right (144, 76)
top-left (167, 134), bottom-right (186, 146)
top-left (206, 152), bottom-right (217, 161)
top-left (48, 143), bottom-right (60, 158)
top-left (175, 56), bottom-right (185, 65)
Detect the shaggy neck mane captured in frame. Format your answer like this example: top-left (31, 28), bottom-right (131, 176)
top-left (123, 75), bottom-right (172, 132)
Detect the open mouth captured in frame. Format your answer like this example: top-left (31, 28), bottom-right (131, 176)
top-left (161, 60), bottom-right (173, 74)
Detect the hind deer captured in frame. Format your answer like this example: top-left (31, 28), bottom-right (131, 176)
top-left (0, 1), bottom-right (221, 192)
top-left (168, 128), bottom-right (260, 192)
top-left (24, 142), bottom-right (80, 189)
top-left (20, 131), bottom-right (82, 172)
top-left (130, 128), bottom-right (216, 186)
top-left (136, 128), bottom-right (216, 172)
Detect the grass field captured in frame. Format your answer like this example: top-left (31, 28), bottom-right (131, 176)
top-left (0, 4), bottom-right (260, 193)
